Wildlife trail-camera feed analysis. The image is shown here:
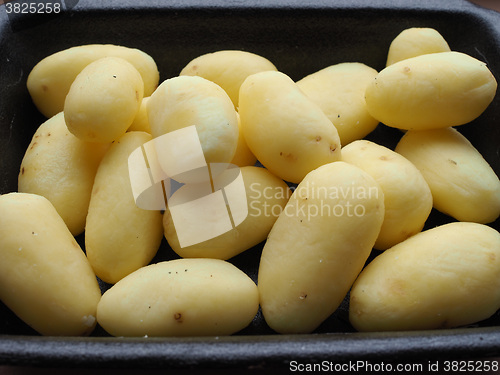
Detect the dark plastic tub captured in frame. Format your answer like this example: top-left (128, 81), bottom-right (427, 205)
top-left (0, 0), bottom-right (499, 371)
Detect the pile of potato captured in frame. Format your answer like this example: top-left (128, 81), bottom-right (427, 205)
top-left (1, 27), bottom-right (500, 337)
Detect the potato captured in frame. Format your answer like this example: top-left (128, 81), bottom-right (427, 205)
top-left (0, 193), bottom-right (101, 336)
top-left (386, 27), bottom-right (451, 66)
top-left (179, 50), bottom-right (277, 108)
top-left (128, 96), bottom-right (151, 133)
top-left (147, 76), bottom-right (239, 169)
top-left (365, 51), bottom-right (497, 130)
top-left (27, 44), bottom-right (159, 118)
top-left (342, 140), bottom-right (433, 250)
top-left (163, 166), bottom-right (291, 259)
top-left (64, 57), bottom-right (144, 143)
top-left (18, 113), bottom-right (109, 236)
top-left (296, 62), bottom-right (379, 145)
top-left (230, 113), bottom-right (257, 167)
top-left (258, 161), bottom-right (385, 334)
top-left (85, 131), bottom-right (164, 284)
top-left (395, 127), bottom-right (500, 224)
top-left (350, 222), bottom-right (500, 332)
top-left (239, 71), bottom-right (342, 184)
top-left (97, 258), bottom-right (259, 337)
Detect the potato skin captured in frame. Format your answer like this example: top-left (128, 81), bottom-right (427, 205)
top-left (0, 193), bottom-right (101, 336)
top-left (258, 161), bottom-right (385, 334)
top-left (64, 57), bottom-right (144, 143)
top-left (296, 62), bottom-right (379, 145)
top-left (342, 140), bottom-right (433, 250)
top-left (365, 52), bottom-right (497, 130)
top-left (395, 127), bottom-right (500, 224)
top-left (239, 71), bottom-right (341, 184)
top-left (386, 27), bottom-right (451, 66)
top-left (85, 131), bottom-right (164, 284)
top-left (27, 44), bottom-right (159, 118)
top-left (18, 112), bottom-right (109, 236)
top-left (350, 222), bottom-right (500, 332)
top-left (96, 258), bottom-right (259, 337)
top-left (180, 50), bottom-right (277, 108)
top-left (163, 166), bottom-right (291, 259)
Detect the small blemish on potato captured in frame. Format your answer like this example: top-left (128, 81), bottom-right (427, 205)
top-left (299, 294), bottom-right (307, 300)
top-left (42, 85), bottom-right (48, 92)
top-left (403, 66), bottom-right (411, 73)
top-left (112, 75), bottom-right (117, 78)
top-left (315, 136), bottom-right (322, 142)
top-left (21, 167), bottom-right (25, 175)
top-left (379, 155), bottom-right (389, 161)
top-left (30, 142), bottom-right (37, 150)
top-left (449, 159), bottom-right (458, 165)
top-left (174, 313), bottom-right (183, 322)
top-left (330, 145), bottom-right (337, 152)
top-left (136, 90), bottom-right (140, 101)
top-left (47, 132), bottom-right (51, 136)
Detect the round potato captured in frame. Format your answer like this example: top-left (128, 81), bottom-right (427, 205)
top-left (296, 62), bottom-right (379, 145)
top-left (365, 51), bottom-right (497, 130)
top-left (97, 258), bottom-right (259, 337)
top-left (342, 140), bottom-right (433, 250)
top-left (239, 71), bottom-right (342, 184)
top-left (64, 57), bottom-right (144, 143)
top-left (0, 193), bottom-right (101, 336)
top-left (27, 44), bottom-right (159, 118)
top-left (350, 222), bottom-right (500, 332)
top-left (395, 127), bottom-right (500, 224)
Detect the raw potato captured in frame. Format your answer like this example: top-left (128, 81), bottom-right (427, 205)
top-left (18, 113), bottom-right (109, 236)
top-left (386, 27), bottom-right (451, 66)
top-left (64, 57), bottom-right (144, 143)
top-left (350, 222), bottom-right (500, 332)
top-left (85, 131), bottom-right (164, 284)
top-left (365, 51), bottom-right (497, 130)
top-left (148, 75), bottom-right (239, 166)
top-left (342, 140), bottom-right (433, 250)
top-left (128, 96), bottom-right (151, 133)
top-left (258, 161), bottom-right (385, 334)
top-left (179, 50), bottom-right (278, 108)
top-left (296, 62), bottom-right (379, 145)
top-left (97, 258), bottom-right (259, 337)
top-left (164, 166), bottom-right (291, 259)
top-left (239, 71), bottom-right (342, 184)
top-left (395, 127), bottom-right (500, 224)
top-left (27, 44), bottom-right (159, 118)
top-left (0, 193), bottom-right (101, 336)
top-left (230, 113), bottom-right (257, 167)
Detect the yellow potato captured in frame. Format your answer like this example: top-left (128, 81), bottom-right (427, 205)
top-left (163, 166), bottom-right (291, 259)
top-left (85, 131), bottom-right (164, 284)
top-left (27, 44), bottom-right (159, 118)
top-left (18, 113), bottom-right (109, 236)
top-left (64, 57), bottom-right (144, 143)
top-left (0, 193), bottom-right (101, 336)
top-left (128, 96), bottom-right (151, 133)
top-left (386, 27), bottom-right (451, 66)
top-left (258, 161), bottom-right (385, 334)
top-left (97, 258), bottom-right (259, 337)
top-left (296, 62), bottom-right (379, 145)
top-left (239, 71), bottom-right (342, 184)
top-left (147, 76), bottom-right (239, 166)
top-left (395, 127), bottom-right (500, 224)
top-left (342, 140), bottom-right (433, 250)
top-left (230, 113), bottom-right (257, 167)
top-left (365, 51), bottom-right (497, 130)
top-left (350, 222), bottom-right (500, 332)
top-left (179, 50), bottom-right (277, 108)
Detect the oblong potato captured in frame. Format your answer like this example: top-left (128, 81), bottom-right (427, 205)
top-left (350, 222), bottom-right (500, 332)
top-left (85, 131), bottom-right (164, 284)
top-left (27, 44), bottom-right (159, 118)
top-left (0, 193), bottom-right (101, 336)
top-left (147, 76), bottom-right (239, 166)
top-left (296, 62), bottom-right (379, 145)
top-left (163, 166), bottom-right (291, 259)
top-left (18, 112), bottom-right (109, 236)
top-left (239, 71), bottom-right (342, 184)
top-left (342, 140), bottom-right (433, 250)
top-left (64, 57), bottom-right (144, 143)
top-left (258, 161), bottom-right (385, 334)
top-left (365, 51), bottom-right (497, 130)
top-left (395, 127), bottom-right (500, 224)
top-left (386, 27), bottom-right (451, 66)
top-left (97, 258), bottom-right (259, 337)
top-left (180, 50), bottom-right (277, 108)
